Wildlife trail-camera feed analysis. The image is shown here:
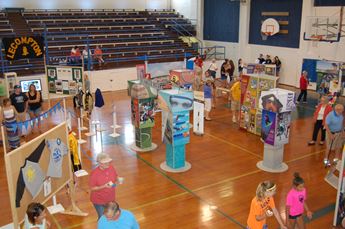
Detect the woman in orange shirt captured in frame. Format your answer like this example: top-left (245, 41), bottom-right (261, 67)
top-left (247, 181), bottom-right (287, 229)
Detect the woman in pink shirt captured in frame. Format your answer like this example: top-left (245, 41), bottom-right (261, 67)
top-left (89, 153), bottom-right (118, 219)
top-left (286, 173), bottom-right (312, 229)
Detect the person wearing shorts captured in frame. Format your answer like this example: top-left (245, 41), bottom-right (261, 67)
top-left (204, 79), bottom-right (213, 121)
top-left (230, 77), bottom-right (241, 123)
top-left (27, 84), bottom-right (42, 132)
top-left (324, 104), bottom-right (344, 166)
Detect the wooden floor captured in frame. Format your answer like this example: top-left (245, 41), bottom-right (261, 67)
top-left (0, 88), bottom-right (343, 228)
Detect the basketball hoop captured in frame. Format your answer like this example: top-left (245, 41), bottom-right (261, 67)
top-left (261, 18), bottom-right (280, 41)
top-left (261, 32), bottom-right (272, 40)
top-left (310, 35), bottom-right (324, 41)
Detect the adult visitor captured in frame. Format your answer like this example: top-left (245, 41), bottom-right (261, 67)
top-left (89, 153), bottom-right (118, 219)
top-left (324, 104), bottom-right (344, 166)
top-left (208, 59), bottom-right (218, 79)
top-left (296, 71), bottom-right (309, 104)
top-left (10, 85), bottom-right (28, 123)
top-left (308, 96), bottom-right (332, 146)
top-left (97, 201), bottom-right (139, 229)
top-left (27, 84), bottom-right (42, 131)
top-left (0, 98), bottom-right (20, 149)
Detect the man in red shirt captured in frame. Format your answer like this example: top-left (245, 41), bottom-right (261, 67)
top-left (296, 71), bottom-right (309, 104)
top-left (89, 153), bottom-right (118, 219)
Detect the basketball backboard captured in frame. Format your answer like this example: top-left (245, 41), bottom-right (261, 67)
top-left (304, 16), bottom-right (341, 42)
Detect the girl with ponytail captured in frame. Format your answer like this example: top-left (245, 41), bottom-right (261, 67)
top-left (247, 181), bottom-right (287, 229)
top-left (286, 173), bottom-right (312, 229)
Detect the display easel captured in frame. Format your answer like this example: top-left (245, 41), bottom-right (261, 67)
top-left (2, 120), bottom-right (87, 229)
top-left (193, 91), bottom-right (204, 135)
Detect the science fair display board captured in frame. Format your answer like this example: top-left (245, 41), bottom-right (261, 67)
top-left (46, 65), bottom-right (83, 95)
top-left (128, 80), bottom-right (156, 151)
top-left (302, 59), bottom-right (345, 96)
top-left (239, 74), bottom-right (277, 135)
top-left (257, 88), bottom-right (295, 173)
top-left (158, 89), bottom-right (193, 172)
top-left (170, 69), bottom-right (195, 89)
top-left (3, 122), bottom-right (86, 228)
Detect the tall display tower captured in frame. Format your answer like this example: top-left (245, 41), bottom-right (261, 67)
top-left (158, 89), bottom-right (193, 172)
top-left (128, 80), bottom-right (157, 152)
top-left (257, 88), bottom-right (296, 173)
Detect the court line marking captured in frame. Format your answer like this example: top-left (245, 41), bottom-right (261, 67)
top-left (50, 213), bottom-right (62, 229)
top-left (286, 149), bottom-right (325, 163)
top-left (205, 133), bottom-right (263, 159)
top-left (121, 144), bottom-right (247, 228)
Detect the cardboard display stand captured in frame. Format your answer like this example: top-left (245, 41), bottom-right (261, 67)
top-left (158, 89), bottom-right (193, 172)
top-left (239, 74), bottom-right (277, 135)
top-left (193, 91), bottom-right (204, 135)
top-left (256, 88), bottom-right (295, 173)
top-left (2, 121), bottom-right (87, 228)
top-left (128, 80), bottom-right (157, 152)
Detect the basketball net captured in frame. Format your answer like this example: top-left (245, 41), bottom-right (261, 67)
top-left (261, 32), bottom-right (272, 41)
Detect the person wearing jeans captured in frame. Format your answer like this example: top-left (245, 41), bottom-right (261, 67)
top-left (296, 71), bottom-right (309, 104)
top-left (308, 96), bottom-right (332, 145)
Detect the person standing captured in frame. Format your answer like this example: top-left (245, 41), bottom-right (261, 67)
top-left (27, 84), bottom-right (42, 132)
top-left (230, 77), bottom-right (241, 123)
top-left (308, 96), bottom-right (332, 145)
top-left (89, 153), bottom-right (119, 219)
top-left (208, 59), bottom-right (218, 79)
top-left (203, 75), bottom-right (213, 121)
top-left (238, 58), bottom-right (245, 76)
top-left (296, 71), bottom-right (309, 104)
top-left (255, 54), bottom-right (265, 64)
top-left (98, 201), bottom-right (139, 229)
top-left (273, 56), bottom-right (281, 76)
top-left (286, 173), bottom-right (312, 229)
top-left (247, 181), bottom-right (287, 229)
top-left (228, 59), bottom-right (235, 82)
top-left (194, 55), bottom-right (203, 90)
top-left (324, 104), bottom-right (344, 166)
top-left (264, 55), bottom-right (272, 64)
top-left (0, 98), bottom-right (20, 149)
top-left (220, 59), bottom-right (230, 87)
top-left (10, 85), bottom-right (28, 123)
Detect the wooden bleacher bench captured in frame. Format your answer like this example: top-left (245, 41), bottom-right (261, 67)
top-left (31, 24), bottom-right (156, 32)
top-left (26, 17), bottom-right (147, 24)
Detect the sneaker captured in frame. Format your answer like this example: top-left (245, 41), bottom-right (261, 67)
top-left (302, 101), bottom-right (307, 104)
top-left (323, 158), bottom-right (331, 167)
top-left (308, 141), bottom-right (316, 145)
top-left (319, 141), bottom-right (324, 145)
top-left (333, 158), bottom-right (339, 164)
top-left (296, 101), bottom-right (300, 104)
top-left (232, 117), bottom-right (237, 123)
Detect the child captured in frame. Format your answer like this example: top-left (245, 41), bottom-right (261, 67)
top-left (286, 173), bottom-right (312, 229)
top-left (25, 202), bottom-right (51, 229)
top-left (230, 77), bottom-right (241, 123)
top-left (203, 78), bottom-right (213, 121)
top-left (247, 181), bottom-right (287, 229)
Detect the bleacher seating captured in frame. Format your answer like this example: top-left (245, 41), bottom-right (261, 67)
top-left (0, 9), bottom-right (197, 76)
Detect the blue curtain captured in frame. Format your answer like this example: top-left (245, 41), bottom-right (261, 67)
top-left (314, 0), bottom-right (345, 6)
top-left (203, 0), bottom-right (240, 42)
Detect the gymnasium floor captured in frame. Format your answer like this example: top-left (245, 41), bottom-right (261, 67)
top-left (0, 87), bottom-right (343, 229)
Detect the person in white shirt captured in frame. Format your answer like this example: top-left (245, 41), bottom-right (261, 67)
top-left (208, 59), bottom-right (218, 79)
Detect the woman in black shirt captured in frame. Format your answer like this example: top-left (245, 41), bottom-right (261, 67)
top-left (27, 84), bottom-right (42, 122)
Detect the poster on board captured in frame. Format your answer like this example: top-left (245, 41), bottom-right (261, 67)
top-left (261, 110), bottom-right (276, 146)
top-left (46, 65), bottom-right (83, 95)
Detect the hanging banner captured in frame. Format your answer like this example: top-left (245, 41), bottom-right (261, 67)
top-left (2, 36), bottom-right (44, 61)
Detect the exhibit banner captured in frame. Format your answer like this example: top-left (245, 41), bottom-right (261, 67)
top-left (147, 61), bottom-right (184, 78)
top-left (302, 58), bottom-right (344, 95)
top-left (3, 36), bottom-right (44, 60)
top-left (158, 89), bottom-right (193, 113)
top-left (47, 65), bottom-right (83, 95)
top-left (261, 110), bottom-right (277, 145)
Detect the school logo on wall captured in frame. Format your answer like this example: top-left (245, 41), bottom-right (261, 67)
top-left (2, 36), bottom-right (44, 60)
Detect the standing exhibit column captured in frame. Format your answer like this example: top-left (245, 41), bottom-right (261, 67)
top-left (158, 89), bottom-right (194, 173)
top-left (128, 80), bottom-right (157, 152)
top-left (257, 88), bottom-right (296, 173)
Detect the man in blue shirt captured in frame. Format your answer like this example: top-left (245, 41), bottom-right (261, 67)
top-left (324, 104), bottom-right (344, 166)
top-left (98, 201), bottom-right (139, 229)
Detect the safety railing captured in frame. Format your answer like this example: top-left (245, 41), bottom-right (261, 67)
top-left (199, 46), bottom-right (226, 60)
top-left (166, 19), bottom-right (201, 50)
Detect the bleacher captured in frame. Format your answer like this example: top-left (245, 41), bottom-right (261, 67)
top-left (0, 9), bottom-right (197, 76)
